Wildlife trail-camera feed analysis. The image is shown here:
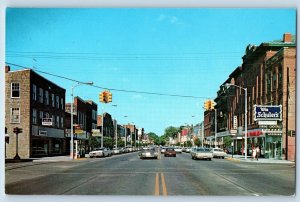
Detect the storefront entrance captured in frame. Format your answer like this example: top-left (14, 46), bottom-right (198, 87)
top-left (265, 135), bottom-right (282, 159)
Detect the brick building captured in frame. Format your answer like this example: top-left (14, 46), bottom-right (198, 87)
top-left (211, 33), bottom-right (296, 160)
top-left (65, 97), bottom-right (97, 154)
top-left (97, 113), bottom-right (114, 138)
top-left (5, 66), bottom-right (66, 158)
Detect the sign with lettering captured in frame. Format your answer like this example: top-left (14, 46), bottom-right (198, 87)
top-left (254, 105), bottom-right (282, 121)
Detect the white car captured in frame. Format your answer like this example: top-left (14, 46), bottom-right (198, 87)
top-left (89, 148), bottom-right (112, 158)
top-left (112, 148), bottom-right (120, 155)
top-left (191, 147), bottom-right (213, 160)
top-left (174, 147), bottom-right (183, 153)
top-left (212, 148), bottom-right (227, 159)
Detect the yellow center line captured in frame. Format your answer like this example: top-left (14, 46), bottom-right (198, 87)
top-left (160, 173), bottom-right (168, 196)
top-left (155, 172), bottom-right (159, 196)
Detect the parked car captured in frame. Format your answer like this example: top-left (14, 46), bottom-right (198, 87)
top-left (112, 148), bottom-right (120, 155)
top-left (211, 148), bottom-right (227, 159)
top-left (185, 148), bottom-right (191, 153)
top-left (191, 147), bottom-right (213, 160)
top-left (89, 148), bottom-right (112, 158)
top-left (139, 147), bottom-right (158, 159)
top-left (164, 147), bottom-right (176, 157)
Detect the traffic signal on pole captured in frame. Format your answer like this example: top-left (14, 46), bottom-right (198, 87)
top-left (13, 127), bottom-right (22, 134)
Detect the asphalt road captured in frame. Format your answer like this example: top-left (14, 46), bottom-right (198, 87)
top-left (5, 152), bottom-right (295, 196)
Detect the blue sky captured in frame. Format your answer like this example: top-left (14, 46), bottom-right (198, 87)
top-left (5, 8), bottom-right (296, 135)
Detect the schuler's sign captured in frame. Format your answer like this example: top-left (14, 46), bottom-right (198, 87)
top-left (254, 105), bottom-right (282, 121)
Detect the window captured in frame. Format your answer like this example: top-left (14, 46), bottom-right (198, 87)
top-left (61, 117), bottom-right (64, 128)
top-left (11, 108), bottom-right (20, 123)
top-left (56, 115), bottom-right (60, 128)
top-left (56, 96), bottom-right (59, 108)
top-left (61, 98), bottom-right (64, 110)
top-left (39, 111), bottom-right (44, 124)
top-left (52, 115), bottom-right (55, 126)
top-left (32, 84), bottom-right (37, 100)
top-left (45, 90), bottom-right (49, 105)
top-left (11, 82), bottom-right (20, 98)
top-left (32, 109), bottom-right (37, 124)
top-left (39, 88), bottom-right (43, 103)
top-left (51, 94), bottom-right (55, 107)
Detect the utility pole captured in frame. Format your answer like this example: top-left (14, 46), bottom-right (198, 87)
top-left (285, 67), bottom-right (289, 160)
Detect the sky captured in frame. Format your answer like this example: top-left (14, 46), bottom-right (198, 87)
top-left (5, 8), bottom-right (296, 136)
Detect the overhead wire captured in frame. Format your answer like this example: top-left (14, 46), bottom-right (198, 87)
top-left (6, 62), bottom-right (212, 100)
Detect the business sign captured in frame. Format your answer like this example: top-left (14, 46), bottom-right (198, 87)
top-left (254, 105), bottom-right (282, 121)
top-left (258, 120), bottom-right (277, 126)
top-left (233, 116), bottom-right (237, 129)
top-left (42, 118), bottom-right (53, 126)
top-left (92, 129), bottom-right (102, 137)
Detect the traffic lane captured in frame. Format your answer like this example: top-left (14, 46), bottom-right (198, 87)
top-left (5, 152), bottom-right (161, 195)
top-left (213, 163), bottom-right (295, 196)
top-left (161, 153), bottom-right (253, 195)
top-left (162, 153), bottom-right (295, 196)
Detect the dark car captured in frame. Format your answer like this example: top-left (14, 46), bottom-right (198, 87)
top-left (164, 148), bottom-right (176, 157)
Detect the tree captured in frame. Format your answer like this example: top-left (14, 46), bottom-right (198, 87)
top-left (164, 126), bottom-right (180, 139)
top-left (194, 138), bottom-right (201, 147)
top-left (223, 136), bottom-right (232, 148)
top-left (147, 132), bottom-right (159, 145)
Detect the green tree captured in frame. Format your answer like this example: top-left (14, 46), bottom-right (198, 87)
top-left (164, 126), bottom-right (180, 139)
top-left (103, 137), bottom-right (114, 149)
top-left (223, 136), bottom-right (232, 148)
top-left (194, 138), bottom-right (201, 147)
top-left (148, 132), bottom-right (159, 145)
top-left (186, 140), bottom-right (193, 147)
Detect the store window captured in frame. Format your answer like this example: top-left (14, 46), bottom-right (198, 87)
top-left (11, 82), bottom-right (20, 98)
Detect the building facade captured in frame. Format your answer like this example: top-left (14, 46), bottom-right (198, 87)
top-left (5, 66), bottom-right (66, 158)
top-left (207, 33), bottom-right (296, 160)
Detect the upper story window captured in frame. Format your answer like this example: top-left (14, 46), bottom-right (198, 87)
top-left (61, 98), bottom-right (64, 110)
top-left (56, 96), bottom-right (60, 109)
top-left (61, 117), bottom-right (64, 128)
top-left (45, 90), bottom-right (49, 105)
top-left (11, 108), bottom-right (20, 123)
top-left (32, 108), bottom-right (37, 124)
top-left (39, 88), bottom-right (44, 103)
top-left (51, 94), bottom-right (55, 107)
top-left (11, 82), bottom-right (20, 98)
top-left (32, 84), bottom-right (37, 101)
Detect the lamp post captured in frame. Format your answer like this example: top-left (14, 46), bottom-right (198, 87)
top-left (225, 83), bottom-right (248, 160)
top-left (124, 116), bottom-right (128, 149)
top-left (70, 81), bottom-right (93, 159)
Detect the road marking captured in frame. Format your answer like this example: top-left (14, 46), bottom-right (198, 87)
top-left (160, 173), bottom-right (167, 196)
top-left (154, 172), bottom-right (168, 196)
top-left (155, 173), bottom-right (159, 196)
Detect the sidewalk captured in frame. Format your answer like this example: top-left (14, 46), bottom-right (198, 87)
top-left (227, 155), bottom-right (295, 164)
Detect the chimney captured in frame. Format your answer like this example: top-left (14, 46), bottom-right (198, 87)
top-left (5, 65), bottom-right (10, 73)
top-left (283, 33), bottom-right (292, 43)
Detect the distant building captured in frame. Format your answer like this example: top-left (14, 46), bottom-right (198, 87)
top-left (5, 66), bottom-right (66, 158)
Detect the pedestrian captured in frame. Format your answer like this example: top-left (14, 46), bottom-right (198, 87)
top-left (252, 147), bottom-right (257, 160)
top-left (255, 146), bottom-right (260, 160)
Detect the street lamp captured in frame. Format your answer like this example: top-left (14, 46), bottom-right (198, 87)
top-left (225, 83), bottom-right (248, 160)
top-left (124, 116), bottom-right (128, 148)
top-left (70, 81), bottom-right (93, 159)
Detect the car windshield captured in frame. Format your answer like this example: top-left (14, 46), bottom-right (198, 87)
top-left (196, 148), bottom-right (210, 152)
top-left (166, 148), bottom-right (174, 151)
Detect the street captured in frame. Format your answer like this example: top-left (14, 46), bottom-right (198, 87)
top-left (5, 152), bottom-right (295, 196)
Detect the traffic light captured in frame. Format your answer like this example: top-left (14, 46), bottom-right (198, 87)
top-left (13, 127), bottom-right (22, 134)
top-left (107, 92), bottom-right (112, 103)
top-left (99, 92), bottom-right (105, 103)
top-left (211, 101), bottom-right (216, 109)
top-left (204, 100), bottom-right (209, 110)
top-left (103, 91), bottom-right (108, 103)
